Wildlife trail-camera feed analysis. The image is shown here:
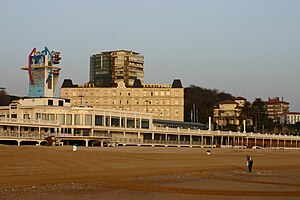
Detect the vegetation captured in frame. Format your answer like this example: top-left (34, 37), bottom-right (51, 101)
top-left (184, 85), bottom-right (234, 124)
top-left (184, 86), bottom-right (282, 133)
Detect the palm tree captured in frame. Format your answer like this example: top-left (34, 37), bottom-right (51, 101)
top-left (239, 101), bottom-right (252, 131)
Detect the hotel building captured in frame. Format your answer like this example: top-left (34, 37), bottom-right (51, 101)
top-left (60, 79), bottom-right (184, 122)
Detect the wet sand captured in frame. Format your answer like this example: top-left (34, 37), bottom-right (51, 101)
top-left (0, 145), bottom-right (299, 200)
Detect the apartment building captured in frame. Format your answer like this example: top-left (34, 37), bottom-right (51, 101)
top-left (265, 97), bottom-right (289, 123)
top-left (90, 50), bottom-right (144, 87)
top-left (60, 79), bottom-right (184, 121)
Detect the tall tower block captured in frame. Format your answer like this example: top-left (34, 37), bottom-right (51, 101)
top-left (21, 47), bottom-right (61, 98)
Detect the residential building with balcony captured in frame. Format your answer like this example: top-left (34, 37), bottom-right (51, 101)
top-left (265, 97), bottom-right (289, 123)
top-left (90, 50), bottom-right (144, 87)
top-left (213, 97), bottom-right (251, 130)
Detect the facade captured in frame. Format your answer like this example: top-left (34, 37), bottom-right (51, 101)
top-left (1, 97), bottom-right (300, 149)
top-left (213, 97), bottom-right (251, 130)
top-left (60, 79), bottom-right (184, 121)
top-left (90, 50), bottom-right (144, 87)
top-left (285, 112), bottom-right (300, 124)
top-left (265, 97), bottom-right (289, 123)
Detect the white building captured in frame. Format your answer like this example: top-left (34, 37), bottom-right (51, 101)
top-left (285, 112), bottom-right (300, 124)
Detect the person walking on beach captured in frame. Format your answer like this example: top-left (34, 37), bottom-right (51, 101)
top-left (246, 156), bottom-right (253, 172)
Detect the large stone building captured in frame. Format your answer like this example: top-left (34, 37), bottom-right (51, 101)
top-left (60, 79), bottom-right (184, 121)
top-left (90, 50), bottom-right (144, 87)
top-left (265, 97), bottom-right (289, 123)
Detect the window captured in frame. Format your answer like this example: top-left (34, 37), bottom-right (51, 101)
top-left (166, 109), bottom-right (170, 116)
top-left (35, 113), bottom-right (41, 120)
top-left (75, 114), bottom-right (82, 125)
top-left (48, 99), bottom-right (53, 106)
top-left (49, 114), bottom-right (55, 121)
top-left (85, 114), bottom-right (92, 125)
top-left (175, 100), bottom-right (179, 105)
top-left (175, 91), bottom-right (179, 96)
top-left (95, 115), bottom-right (104, 126)
top-left (57, 114), bottom-right (65, 125)
top-left (66, 114), bottom-right (72, 125)
top-left (160, 109), bottom-right (164, 116)
top-left (141, 119), bottom-right (149, 129)
top-left (59, 100), bottom-right (64, 106)
top-left (127, 118), bottom-right (135, 128)
top-left (111, 116), bottom-right (120, 127)
top-left (160, 91), bottom-right (164, 96)
top-left (42, 113), bottom-right (47, 120)
top-left (23, 114), bottom-right (30, 119)
top-left (166, 91), bottom-right (170, 96)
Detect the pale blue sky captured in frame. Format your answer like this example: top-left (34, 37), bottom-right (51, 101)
top-left (0, 0), bottom-right (300, 111)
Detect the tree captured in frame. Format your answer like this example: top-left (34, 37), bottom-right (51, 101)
top-left (251, 98), bottom-right (269, 132)
top-left (239, 101), bottom-right (252, 131)
top-left (0, 89), bottom-right (10, 106)
top-left (184, 85), bottom-right (234, 124)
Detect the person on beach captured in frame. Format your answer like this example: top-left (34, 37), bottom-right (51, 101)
top-left (246, 156), bottom-right (254, 172)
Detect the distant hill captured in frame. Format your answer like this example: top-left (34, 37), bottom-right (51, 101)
top-left (184, 85), bottom-right (234, 124)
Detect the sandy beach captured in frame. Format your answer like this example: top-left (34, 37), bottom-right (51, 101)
top-left (0, 145), bottom-right (299, 200)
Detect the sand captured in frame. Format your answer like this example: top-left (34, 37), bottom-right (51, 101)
top-left (0, 145), bottom-right (299, 200)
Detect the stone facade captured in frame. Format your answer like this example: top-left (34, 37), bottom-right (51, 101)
top-left (60, 79), bottom-right (184, 121)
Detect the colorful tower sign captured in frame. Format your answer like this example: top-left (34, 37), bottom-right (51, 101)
top-left (21, 47), bottom-right (61, 98)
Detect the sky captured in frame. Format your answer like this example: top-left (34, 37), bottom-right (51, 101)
top-left (0, 0), bottom-right (300, 111)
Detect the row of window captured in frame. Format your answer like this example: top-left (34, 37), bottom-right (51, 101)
top-left (65, 90), bottom-right (181, 97)
top-left (34, 113), bottom-right (149, 129)
top-left (73, 99), bottom-right (181, 106)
